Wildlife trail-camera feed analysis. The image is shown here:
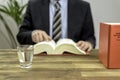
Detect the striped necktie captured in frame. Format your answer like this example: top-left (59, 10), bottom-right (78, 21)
top-left (53, 1), bottom-right (62, 42)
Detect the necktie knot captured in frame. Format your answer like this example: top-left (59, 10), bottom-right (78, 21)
top-left (54, 1), bottom-right (61, 9)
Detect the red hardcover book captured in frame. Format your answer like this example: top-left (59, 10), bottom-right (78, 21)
top-left (99, 22), bottom-right (120, 68)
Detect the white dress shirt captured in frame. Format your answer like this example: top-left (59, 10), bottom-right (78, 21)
top-left (49, 0), bottom-right (68, 38)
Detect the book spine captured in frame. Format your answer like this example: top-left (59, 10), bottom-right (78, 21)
top-left (107, 24), bottom-right (111, 68)
top-left (99, 23), bottom-right (110, 68)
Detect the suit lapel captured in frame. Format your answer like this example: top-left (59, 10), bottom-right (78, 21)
top-left (40, 2), bottom-right (50, 34)
top-left (42, 4), bottom-right (49, 34)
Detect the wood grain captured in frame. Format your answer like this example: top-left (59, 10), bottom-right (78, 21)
top-left (0, 49), bottom-right (120, 80)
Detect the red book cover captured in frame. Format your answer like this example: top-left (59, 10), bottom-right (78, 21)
top-left (99, 22), bottom-right (120, 68)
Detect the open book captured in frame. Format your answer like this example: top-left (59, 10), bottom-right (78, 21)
top-left (34, 39), bottom-right (86, 55)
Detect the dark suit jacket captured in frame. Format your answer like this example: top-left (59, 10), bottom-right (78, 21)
top-left (17, 0), bottom-right (96, 48)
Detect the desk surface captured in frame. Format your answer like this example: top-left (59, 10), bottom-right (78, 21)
top-left (0, 49), bottom-right (120, 80)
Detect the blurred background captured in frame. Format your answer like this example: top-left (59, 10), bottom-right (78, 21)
top-left (0, 0), bottom-right (120, 49)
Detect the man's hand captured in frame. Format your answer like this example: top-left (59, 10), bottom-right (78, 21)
top-left (77, 41), bottom-right (93, 53)
top-left (32, 30), bottom-right (51, 43)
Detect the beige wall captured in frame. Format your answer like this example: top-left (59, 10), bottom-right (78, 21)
top-left (85, 0), bottom-right (120, 48)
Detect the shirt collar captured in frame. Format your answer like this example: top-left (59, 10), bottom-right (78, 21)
top-left (50, 0), bottom-right (67, 6)
top-left (50, 0), bottom-right (59, 4)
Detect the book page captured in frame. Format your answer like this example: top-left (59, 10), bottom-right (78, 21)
top-left (34, 40), bottom-right (56, 55)
top-left (34, 39), bottom-right (86, 55)
top-left (54, 39), bottom-right (86, 54)
top-left (106, 23), bottom-right (120, 25)
top-left (103, 22), bottom-right (120, 25)
top-left (56, 38), bottom-right (75, 46)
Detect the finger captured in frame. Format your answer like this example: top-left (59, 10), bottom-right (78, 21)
top-left (37, 32), bottom-right (43, 42)
top-left (86, 42), bottom-right (93, 52)
top-left (81, 43), bottom-right (89, 51)
top-left (76, 41), bottom-right (83, 46)
top-left (77, 41), bottom-right (85, 49)
top-left (35, 32), bottom-right (40, 43)
top-left (32, 35), bottom-right (36, 43)
top-left (87, 45), bottom-right (92, 52)
top-left (77, 41), bottom-right (92, 52)
top-left (47, 36), bottom-right (52, 41)
top-left (42, 31), bottom-right (51, 41)
top-left (32, 30), bottom-right (45, 42)
top-left (32, 31), bottom-right (38, 43)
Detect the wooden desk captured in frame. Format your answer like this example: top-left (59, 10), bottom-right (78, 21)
top-left (0, 49), bottom-right (120, 80)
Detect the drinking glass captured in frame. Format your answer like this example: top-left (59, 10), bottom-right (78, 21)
top-left (17, 45), bottom-right (34, 68)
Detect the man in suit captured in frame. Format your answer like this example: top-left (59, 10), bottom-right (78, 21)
top-left (17, 0), bottom-right (96, 53)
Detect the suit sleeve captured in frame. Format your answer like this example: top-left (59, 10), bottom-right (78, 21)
top-left (81, 3), bottom-right (96, 48)
top-left (17, 1), bottom-right (35, 45)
